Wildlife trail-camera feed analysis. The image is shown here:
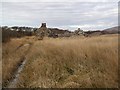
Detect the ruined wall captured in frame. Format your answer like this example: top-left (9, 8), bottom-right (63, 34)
top-left (74, 28), bottom-right (84, 35)
top-left (36, 23), bottom-right (49, 40)
top-left (35, 23), bottom-right (85, 39)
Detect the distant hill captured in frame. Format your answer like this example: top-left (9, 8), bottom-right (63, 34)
top-left (102, 26), bottom-right (120, 34)
top-left (48, 28), bottom-right (71, 34)
top-left (84, 26), bottom-right (120, 36)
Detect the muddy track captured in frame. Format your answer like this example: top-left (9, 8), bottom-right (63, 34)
top-left (5, 43), bottom-right (33, 88)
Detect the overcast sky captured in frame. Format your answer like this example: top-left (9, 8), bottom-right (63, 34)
top-left (1, 0), bottom-right (119, 31)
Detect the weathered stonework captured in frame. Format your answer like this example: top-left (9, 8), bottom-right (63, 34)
top-left (36, 23), bottom-right (49, 40)
top-left (74, 28), bottom-right (84, 35)
top-left (36, 23), bottom-right (85, 39)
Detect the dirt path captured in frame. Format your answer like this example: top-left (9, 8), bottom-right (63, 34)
top-left (7, 57), bottom-right (27, 88)
top-left (7, 43), bottom-right (32, 88)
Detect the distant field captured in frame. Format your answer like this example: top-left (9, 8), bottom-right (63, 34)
top-left (2, 34), bottom-right (118, 88)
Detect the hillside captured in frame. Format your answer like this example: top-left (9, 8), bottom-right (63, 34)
top-left (84, 26), bottom-right (120, 36)
top-left (102, 26), bottom-right (120, 34)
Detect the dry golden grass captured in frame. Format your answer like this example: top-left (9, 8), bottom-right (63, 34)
top-left (2, 36), bottom-right (35, 87)
top-left (14, 34), bottom-right (118, 88)
top-left (0, 44), bottom-right (2, 88)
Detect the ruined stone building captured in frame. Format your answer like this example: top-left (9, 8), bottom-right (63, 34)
top-left (35, 23), bottom-right (49, 40)
top-left (74, 28), bottom-right (84, 35)
top-left (35, 23), bottom-right (85, 40)
top-left (35, 23), bottom-right (72, 39)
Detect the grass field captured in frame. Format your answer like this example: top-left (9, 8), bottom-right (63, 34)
top-left (2, 34), bottom-right (118, 88)
top-left (2, 36), bottom-right (33, 87)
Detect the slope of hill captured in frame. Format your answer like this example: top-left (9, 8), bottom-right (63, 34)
top-left (102, 26), bottom-right (120, 34)
top-left (84, 26), bottom-right (120, 36)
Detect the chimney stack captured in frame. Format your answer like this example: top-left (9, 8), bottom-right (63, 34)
top-left (41, 23), bottom-right (46, 27)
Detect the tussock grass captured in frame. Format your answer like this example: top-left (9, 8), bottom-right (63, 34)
top-left (0, 60), bottom-right (1, 88)
top-left (2, 36), bottom-right (34, 87)
top-left (16, 34), bottom-right (118, 88)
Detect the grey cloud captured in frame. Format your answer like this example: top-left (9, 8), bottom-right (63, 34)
top-left (2, 0), bottom-right (120, 2)
top-left (1, 2), bottom-right (118, 31)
